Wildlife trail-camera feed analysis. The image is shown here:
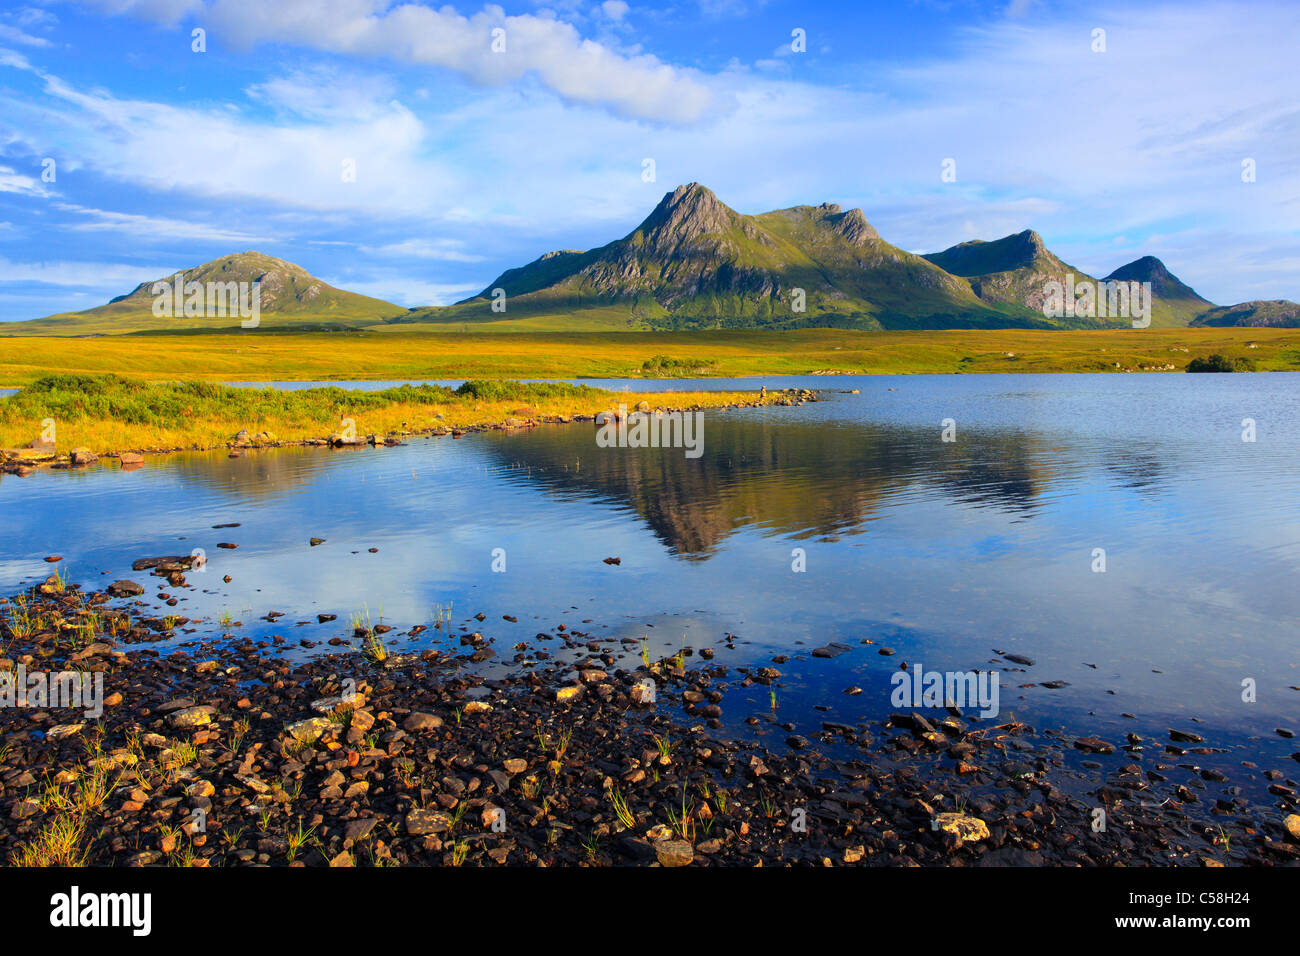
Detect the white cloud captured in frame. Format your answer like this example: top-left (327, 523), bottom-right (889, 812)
top-left (87, 0), bottom-right (717, 124)
top-left (53, 202), bottom-right (278, 243)
top-left (246, 68), bottom-right (398, 121)
top-left (363, 238), bottom-right (485, 262)
top-left (0, 57), bottom-right (461, 218)
top-left (0, 256), bottom-right (174, 288)
top-left (323, 276), bottom-right (480, 307)
top-left (0, 24), bottom-right (50, 46)
top-left (0, 164), bottom-right (50, 197)
top-left (601, 1), bottom-right (629, 20)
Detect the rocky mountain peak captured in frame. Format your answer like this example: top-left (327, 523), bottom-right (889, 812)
top-left (632, 184), bottom-right (737, 255)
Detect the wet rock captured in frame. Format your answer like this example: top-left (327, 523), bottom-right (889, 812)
top-left (108, 580), bottom-right (145, 597)
top-left (1073, 736), bottom-right (1115, 754)
top-left (1284, 814), bottom-right (1300, 842)
top-left (811, 643), bottom-right (850, 659)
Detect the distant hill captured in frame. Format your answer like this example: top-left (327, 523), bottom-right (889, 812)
top-left (9, 252), bottom-right (406, 335)
top-left (1190, 299), bottom-right (1300, 328)
top-left (397, 184), bottom-right (1100, 331)
top-left (1104, 255), bottom-right (1212, 328)
top-left (922, 230), bottom-right (1100, 316)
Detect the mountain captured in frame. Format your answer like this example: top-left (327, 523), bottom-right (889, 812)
top-left (1104, 256), bottom-right (1212, 328)
top-left (9, 252), bottom-right (407, 335)
top-left (5, 186), bottom-right (1266, 336)
top-left (921, 230), bottom-right (1105, 316)
top-left (1190, 299), bottom-right (1300, 328)
top-left (398, 184), bottom-right (1093, 331)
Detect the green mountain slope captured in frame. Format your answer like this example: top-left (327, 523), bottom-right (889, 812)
top-left (921, 230), bottom-right (1114, 319)
top-left (10, 252), bottom-right (407, 335)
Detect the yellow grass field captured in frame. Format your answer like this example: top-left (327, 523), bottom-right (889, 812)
top-left (1, 326), bottom-right (1298, 386)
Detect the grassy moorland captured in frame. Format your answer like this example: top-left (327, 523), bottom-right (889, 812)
top-left (0, 375), bottom-right (764, 457)
top-left (0, 326), bottom-right (1298, 387)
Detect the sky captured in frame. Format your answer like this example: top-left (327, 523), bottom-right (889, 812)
top-left (0, 0), bottom-right (1297, 322)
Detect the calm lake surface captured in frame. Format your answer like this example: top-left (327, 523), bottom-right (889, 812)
top-left (3, 373), bottom-right (1298, 790)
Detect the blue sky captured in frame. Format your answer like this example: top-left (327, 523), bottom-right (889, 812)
top-left (0, 0), bottom-right (1297, 322)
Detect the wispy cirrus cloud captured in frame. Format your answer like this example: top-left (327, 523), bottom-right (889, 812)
top-left (0, 164), bottom-right (51, 197)
top-left (53, 202), bottom-right (277, 244)
top-left (0, 256), bottom-right (175, 287)
top-left (363, 239), bottom-right (486, 263)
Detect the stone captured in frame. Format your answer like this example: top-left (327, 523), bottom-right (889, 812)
top-left (234, 774), bottom-right (270, 794)
top-left (502, 758), bottom-right (527, 774)
top-left (311, 695), bottom-right (362, 714)
top-left (630, 680), bottom-right (657, 705)
top-left (70, 447), bottom-right (98, 465)
top-left (403, 712), bottom-right (443, 732)
top-left (168, 706), bottom-right (215, 730)
top-left (1073, 736), bottom-right (1115, 754)
top-left (463, 701), bottom-right (492, 715)
top-left (285, 716), bottom-right (332, 744)
top-left (1284, 814), bottom-right (1300, 842)
top-left (405, 809), bottom-right (452, 835)
top-left (556, 685), bottom-right (583, 703)
top-left (656, 840), bottom-right (694, 867)
top-left (932, 813), bottom-right (990, 844)
top-left (345, 819), bottom-right (378, 843)
top-left (108, 580), bottom-right (144, 597)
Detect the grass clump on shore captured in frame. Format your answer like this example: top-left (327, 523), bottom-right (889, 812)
top-left (1186, 353), bottom-right (1257, 372)
top-left (640, 355), bottom-right (719, 376)
top-left (0, 373), bottom-right (760, 456)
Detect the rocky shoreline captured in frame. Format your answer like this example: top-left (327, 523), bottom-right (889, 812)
top-left (3, 569), bottom-right (1297, 867)
top-left (0, 387), bottom-right (818, 476)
